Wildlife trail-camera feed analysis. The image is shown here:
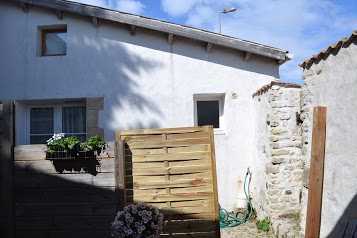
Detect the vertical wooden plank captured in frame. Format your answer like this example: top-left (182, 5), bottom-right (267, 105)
top-left (2, 100), bottom-right (15, 238)
top-left (208, 126), bottom-right (220, 238)
top-left (305, 106), bottom-right (327, 238)
top-left (114, 141), bottom-right (126, 211)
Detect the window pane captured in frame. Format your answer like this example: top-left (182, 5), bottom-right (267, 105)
top-left (30, 108), bottom-right (54, 144)
top-left (30, 135), bottom-right (52, 144)
top-left (30, 108), bottom-right (54, 134)
top-left (45, 31), bottom-right (67, 55)
top-left (62, 106), bottom-right (86, 134)
top-left (197, 101), bottom-right (219, 128)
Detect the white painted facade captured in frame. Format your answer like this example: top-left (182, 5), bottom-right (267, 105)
top-left (0, 1), bottom-right (285, 210)
top-left (300, 35), bottom-right (357, 237)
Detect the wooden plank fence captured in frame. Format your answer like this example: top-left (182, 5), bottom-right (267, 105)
top-left (116, 126), bottom-right (220, 237)
top-left (13, 143), bottom-right (117, 238)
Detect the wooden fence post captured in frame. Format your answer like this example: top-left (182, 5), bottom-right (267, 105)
top-left (2, 100), bottom-right (15, 238)
top-left (305, 106), bottom-right (327, 238)
top-left (114, 140), bottom-right (126, 211)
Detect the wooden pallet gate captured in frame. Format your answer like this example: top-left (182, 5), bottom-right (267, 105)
top-left (115, 126), bottom-right (220, 237)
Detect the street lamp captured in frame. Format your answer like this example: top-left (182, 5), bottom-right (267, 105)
top-left (218, 7), bottom-right (236, 34)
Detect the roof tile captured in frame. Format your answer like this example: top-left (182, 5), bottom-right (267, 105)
top-left (299, 30), bottom-right (357, 68)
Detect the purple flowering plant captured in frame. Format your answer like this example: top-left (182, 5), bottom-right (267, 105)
top-left (112, 203), bottom-right (164, 238)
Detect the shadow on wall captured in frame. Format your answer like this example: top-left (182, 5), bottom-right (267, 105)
top-left (327, 193), bottom-right (357, 237)
top-left (70, 23), bottom-right (164, 136)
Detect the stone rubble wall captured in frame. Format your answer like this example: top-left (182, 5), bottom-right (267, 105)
top-left (253, 84), bottom-right (303, 238)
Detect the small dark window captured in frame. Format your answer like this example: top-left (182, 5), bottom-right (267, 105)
top-left (41, 29), bottom-right (67, 56)
top-left (197, 101), bottom-right (220, 128)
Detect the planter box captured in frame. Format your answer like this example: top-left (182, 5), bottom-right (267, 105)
top-left (76, 150), bottom-right (95, 159)
top-left (46, 151), bottom-right (75, 160)
top-left (45, 150), bottom-right (95, 160)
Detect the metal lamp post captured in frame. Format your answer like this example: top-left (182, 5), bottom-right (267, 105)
top-left (218, 7), bottom-right (236, 34)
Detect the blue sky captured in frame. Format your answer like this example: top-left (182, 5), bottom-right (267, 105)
top-left (73, 0), bottom-right (357, 84)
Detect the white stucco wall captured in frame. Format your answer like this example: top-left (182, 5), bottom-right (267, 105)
top-left (252, 90), bottom-right (271, 219)
top-left (300, 38), bottom-right (357, 237)
top-left (0, 2), bottom-right (281, 210)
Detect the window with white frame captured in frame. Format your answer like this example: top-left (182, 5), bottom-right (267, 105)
top-left (28, 104), bottom-right (86, 144)
top-left (194, 95), bottom-right (225, 131)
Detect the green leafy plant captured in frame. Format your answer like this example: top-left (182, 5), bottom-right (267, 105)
top-left (80, 135), bottom-right (107, 155)
top-left (46, 134), bottom-right (106, 158)
top-left (62, 136), bottom-right (80, 152)
top-left (47, 134), bottom-right (80, 153)
top-left (256, 217), bottom-right (270, 232)
top-left (46, 133), bottom-right (66, 152)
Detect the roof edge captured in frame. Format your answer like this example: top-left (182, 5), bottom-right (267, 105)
top-left (299, 30), bottom-right (357, 68)
top-left (16, 0), bottom-right (289, 61)
top-left (252, 81), bottom-right (301, 97)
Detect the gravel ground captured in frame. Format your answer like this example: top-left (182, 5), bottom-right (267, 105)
top-left (220, 219), bottom-right (273, 238)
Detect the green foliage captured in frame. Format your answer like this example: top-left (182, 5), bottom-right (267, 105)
top-left (256, 217), bottom-right (270, 232)
top-left (47, 135), bottom-right (80, 153)
top-left (62, 136), bottom-right (80, 151)
top-left (80, 135), bottom-right (107, 155)
top-left (47, 134), bottom-right (106, 156)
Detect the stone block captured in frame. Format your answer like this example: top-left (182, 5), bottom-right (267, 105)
top-left (271, 128), bottom-right (286, 135)
top-left (292, 127), bottom-right (302, 136)
top-left (270, 120), bottom-right (280, 127)
top-left (270, 196), bottom-right (279, 203)
top-left (266, 164), bottom-right (280, 174)
top-left (268, 189), bottom-right (281, 196)
top-left (272, 156), bottom-right (286, 164)
top-left (271, 149), bottom-right (291, 156)
top-left (86, 110), bottom-right (99, 128)
top-left (279, 112), bottom-right (291, 120)
top-left (271, 141), bottom-right (301, 149)
top-left (86, 128), bottom-right (104, 139)
top-left (270, 136), bottom-right (280, 142)
top-left (270, 204), bottom-right (285, 211)
top-left (86, 97), bottom-right (104, 110)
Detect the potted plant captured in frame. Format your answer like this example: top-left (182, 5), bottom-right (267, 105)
top-left (80, 135), bottom-right (107, 156)
top-left (46, 134), bottom-right (106, 160)
top-left (112, 203), bottom-right (164, 238)
top-left (46, 134), bottom-right (80, 159)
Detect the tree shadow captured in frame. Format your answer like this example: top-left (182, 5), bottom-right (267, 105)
top-left (67, 20), bottom-right (165, 139)
top-left (327, 193), bottom-right (357, 237)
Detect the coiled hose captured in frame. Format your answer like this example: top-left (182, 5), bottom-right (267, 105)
top-left (219, 169), bottom-right (253, 228)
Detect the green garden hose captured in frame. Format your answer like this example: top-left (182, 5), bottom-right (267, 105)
top-left (219, 168), bottom-right (253, 228)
